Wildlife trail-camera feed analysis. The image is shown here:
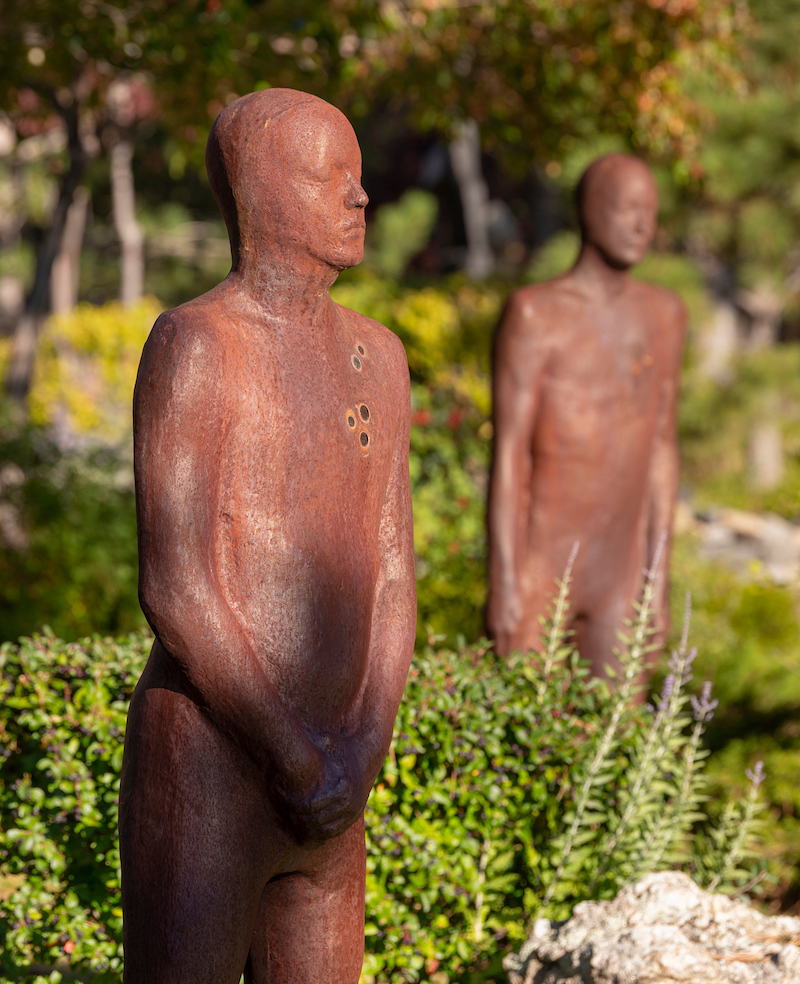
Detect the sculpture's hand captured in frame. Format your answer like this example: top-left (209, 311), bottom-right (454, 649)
top-left (488, 583), bottom-right (523, 655)
top-left (273, 732), bottom-right (365, 846)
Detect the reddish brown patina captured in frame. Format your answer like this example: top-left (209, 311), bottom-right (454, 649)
top-left (487, 154), bottom-right (685, 678)
top-left (119, 89), bottom-right (416, 984)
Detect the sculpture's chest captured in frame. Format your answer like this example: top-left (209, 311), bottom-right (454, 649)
top-left (225, 333), bottom-right (395, 511)
top-left (547, 313), bottom-right (664, 412)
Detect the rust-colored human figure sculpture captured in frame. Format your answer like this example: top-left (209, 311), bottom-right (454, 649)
top-left (487, 154), bottom-right (685, 677)
top-left (119, 89), bottom-right (416, 984)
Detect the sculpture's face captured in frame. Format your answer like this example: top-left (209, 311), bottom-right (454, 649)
top-left (270, 108), bottom-right (368, 273)
top-left (582, 162), bottom-right (658, 270)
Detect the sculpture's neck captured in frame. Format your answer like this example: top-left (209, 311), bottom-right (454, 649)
top-left (570, 241), bottom-right (632, 300)
top-left (231, 245), bottom-right (340, 327)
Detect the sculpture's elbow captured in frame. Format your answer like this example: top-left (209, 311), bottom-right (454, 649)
top-left (138, 572), bottom-right (167, 638)
top-left (138, 567), bottom-right (190, 645)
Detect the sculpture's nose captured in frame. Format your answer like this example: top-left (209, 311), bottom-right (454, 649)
top-left (348, 174), bottom-right (368, 209)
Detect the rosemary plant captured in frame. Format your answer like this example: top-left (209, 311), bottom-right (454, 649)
top-left (536, 541), bottom-right (579, 702)
top-left (627, 676), bottom-right (718, 880)
top-left (589, 595), bottom-right (699, 893)
top-left (706, 761), bottom-right (766, 892)
top-left (541, 544), bottom-right (662, 908)
top-left (529, 538), bottom-right (766, 917)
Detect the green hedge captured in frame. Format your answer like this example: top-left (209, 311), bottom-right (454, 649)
top-left (0, 609), bottom-right (764, 984)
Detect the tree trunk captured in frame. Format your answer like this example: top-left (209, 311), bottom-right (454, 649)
top-left (699, 299), bottom-right (739, 383)
top-left (749, 418), bottom-right (784, 492)
top-left (737, 285), bottom-right (783, 349)
top-left (449, 119), bottom-right (493, 280)
top-left (6, 102), bottom-right (87, 402)
top-left (109, 135), bottom-right (143, 306)
top-left (51, 186), bottom-right (90, 315)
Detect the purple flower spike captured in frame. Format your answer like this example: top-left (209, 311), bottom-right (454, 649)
top-left (746, 760), bottom-right (766, 789)
top-left (658, 673), bottom-right (676, 712)
top-left (668, 645), bottom-right (697, 681)
top-left (690, 680), bottom-right (718, 723)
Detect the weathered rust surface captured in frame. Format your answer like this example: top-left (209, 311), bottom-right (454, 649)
top-left (487, 154), bottom-right (686, 678)
top-left (120, 88), bottom-right (416, 984)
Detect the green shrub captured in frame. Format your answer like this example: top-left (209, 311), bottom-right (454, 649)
top-left (0, 583), bottom-right (765, 984)
top-left (0, 417), bottom-right (144, 644)
top-left (408, 383), bottom-right (489, 645)
top-left (365, 190), bottom-right (439, 279)
top-left (668, 532), bottom-right (800, 906)
top-left (28, 300), bottom-right (160, 447)
top-left (678, 345), bottom-right (800, 518)
top-left (0, 632), bottom-right (149, 981)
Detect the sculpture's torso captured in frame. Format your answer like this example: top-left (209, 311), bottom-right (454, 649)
top-left (510, 275), bottom-right (683, 605)
top-left (136, 288), bottom-right (404, 731)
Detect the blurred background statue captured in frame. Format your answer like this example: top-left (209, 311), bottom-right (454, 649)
top-left (120, 89), bottom-right (416, 984)
top-left (487, 154), bottom-right (686, 679)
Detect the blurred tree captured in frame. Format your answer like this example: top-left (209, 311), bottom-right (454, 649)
top-left (50, 185), bottom-right (90, 314)
top-left (0, 0), bottom-right (252, 400)
top-left (686, 0), bottom-right (800, 340)
top-left (244, 0), bottom-right (745, 276)
top-left (104, 77), bottom-right (152, 308)
top-left (0, 0), bottom-right (749, 379)
top-left (246, 0), bottom-right (743, 166)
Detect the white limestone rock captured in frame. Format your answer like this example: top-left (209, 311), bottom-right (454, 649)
top-left (504, 871), bottom-right (800, 984)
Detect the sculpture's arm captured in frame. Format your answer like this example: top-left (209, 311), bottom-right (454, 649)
top-left (342, 347), bottom-right (417, 808)
top-left (646, 300), bottom-right (687, 634)
top-left (486, 292), bottom-right (544, 653)
top-left (134, 315), bottom-right (334, 836)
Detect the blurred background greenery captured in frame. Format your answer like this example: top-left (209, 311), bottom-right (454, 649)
top-left (0, 0), bottom-right (797, 939)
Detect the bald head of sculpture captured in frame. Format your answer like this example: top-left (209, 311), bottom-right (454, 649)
top-left (207, 88), bottom-right (369, 281)
top-left (576, 154), bottom-right (659, 270)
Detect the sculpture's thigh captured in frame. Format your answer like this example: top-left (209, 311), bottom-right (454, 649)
top-left (119, 683), bottom-right (284, 984)
top-left (513, 561), bottom-right (560, 654)
top-left (245, 816), bottom-right (367, 984)
top-left (575, 562), bottom-right (645, 681)
top-left (512, 592), bottom-right (550, 655)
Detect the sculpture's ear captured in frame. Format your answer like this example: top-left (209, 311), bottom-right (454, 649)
top-left (207, 114), bottom-right (240, 271)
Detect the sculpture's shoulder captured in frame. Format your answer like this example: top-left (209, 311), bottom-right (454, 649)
top-left (630, 280), bottom-right (688, 368)
top-left (334, 302), bottom-right (410, 393)
top-left (497, 281), bottom-right (566, 347)
top-left (143, 295), bottom-right (231, 365)
top-left (136, 294), bottom-right (238, 417)
top-left (633, 279), bottom-right (688, 327)
top-left (144, 291), bottom-right (244, 376)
